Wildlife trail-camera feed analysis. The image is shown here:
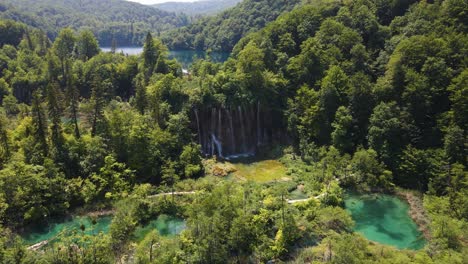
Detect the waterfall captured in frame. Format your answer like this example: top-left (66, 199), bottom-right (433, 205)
top-left (218, 108), bottom-right (222, 142)
top-left (194, 109), bottom-right (201, 146)
top-left (238, 106), bottom-right (247, 152)
top-left (257, 101), bottom-right (261, 146)
top-left (211, 134), bottom-right (223, 158)
top-left (191, 103), bottom-right (280, 159)
top-left (227, 108), bottom-right (235, 154)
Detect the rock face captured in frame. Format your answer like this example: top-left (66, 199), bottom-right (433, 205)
top-left (192, 102), bottom-right (283, 159)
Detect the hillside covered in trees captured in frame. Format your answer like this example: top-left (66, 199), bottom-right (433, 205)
top-left (0, 0), bottom-right (467, 263)
top-left (154, 0), bottom-right (242, 16)
top-left (161, 0), bottom-right (301, 51)
top-left (0, 0), bottom-right (190, 46)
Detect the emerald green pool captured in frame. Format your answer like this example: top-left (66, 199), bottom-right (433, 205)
top-left (344, 193), bottom-right (426, 250)
top-left (22, 216), bottom-right (112, 245)
top-left (134, 214), bottom-right (186, 241)
top-left (22, 214), bottom-right (185, 245)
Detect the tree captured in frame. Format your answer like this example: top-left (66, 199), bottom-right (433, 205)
top-left (77, 30), bottom-right (99, 61)
top-left (90, 155), bottom-right (135, 201)
top-left (348, 72), bottom-right (374, 146)
top-left (89, 76), bottom-right (110, 136)
top-left (331, 106), bottom-right (354, 153)
top-left (318, 66), bottom-right (349, 143)
top-left (368, 102), bottom-right (416, 170)
top-left (143, 33), bottom-right (157, 73)
top-left (53, 28), bottom-right (76, 87)
top-left (0, 110), bottom-right (10, 165)
top-left (236, 41), bottom-right (265, 91)
top-left (161, 160), bottom-right (179, 202)
top-left (134, 73), bottom-right (147, 114)
top-left (444, 125), bottom-right (466, 165)
top-left (179, 143), bottom-right (203, 178)
top-left (47, 82), bottom-right (68, 168)
top-left (30, 91), bottom-right (48, 164)
top-left (448, 69), bottom-right (468, 130)
top-left (350, 148), bottom-right (393, 190)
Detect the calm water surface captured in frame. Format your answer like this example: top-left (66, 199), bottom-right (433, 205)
top-left (345, 193), bottom-right (426, 250)
top-left (22, 214), bottom-right (185, 245)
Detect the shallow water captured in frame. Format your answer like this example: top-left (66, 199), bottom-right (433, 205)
top-left (134, 214), bottom-right (186, 241)
top-left (22, 214), bottom-right (185, 245)
top-left (344, 193), bottom-right (426, 250)
top-left (22, 216), bottom-right (112, 245)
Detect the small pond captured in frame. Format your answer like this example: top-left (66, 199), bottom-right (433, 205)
top-left (22, 214), bottom-right (185, 246)
top-left (134, 214), bottom-right (186, 241)
top-left (22, 215), bottom-right (112, 245)
top-left (344, 193), bottom-right (426, 250)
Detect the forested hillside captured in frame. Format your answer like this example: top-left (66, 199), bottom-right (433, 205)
top-left (161, 0), bottom-right (301, 51)
top-left (154, 0), bottom-right (242, 16)
top-left (0, 0), bottom-right (467, 263)
top-left (0, 0), bottom-right (189, 46)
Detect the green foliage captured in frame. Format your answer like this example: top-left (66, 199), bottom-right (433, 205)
top-left (162, 0), bottom-right (301, 51)
top-left (0, 0), bottom-right (466, 262)
top-left (1, 0), bottom-right (189, 46)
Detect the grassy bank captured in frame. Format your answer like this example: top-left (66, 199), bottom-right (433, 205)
top-left (396, 189), bottom-right (431, 240)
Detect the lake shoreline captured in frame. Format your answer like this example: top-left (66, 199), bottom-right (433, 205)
top-left (396, 189), bottom-right (431, 241)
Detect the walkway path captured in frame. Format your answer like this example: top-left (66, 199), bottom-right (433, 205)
top-left (287, 193), bottom-right (325, 204)
top-left (28, 240), bottom-right (49, 251)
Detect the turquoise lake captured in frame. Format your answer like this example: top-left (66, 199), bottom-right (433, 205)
top-left (22, 214), bottom-right (185, 246)
top-left (344, 193), bottom-right (426, 250)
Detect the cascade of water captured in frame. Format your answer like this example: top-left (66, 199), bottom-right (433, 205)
top-left (227, 109), bottom-right (235, 153)
top-left (211, 134), bottom-right (223, 158)
top-left (218, 108), bottom-right (222, 142)
top-left (257, 101), bottom-right (261, 146)
top-left (194, 109), bottom-right (202, 146)
top-left (211, 108), bottom-right (216, 155)
top-left (238, 106), bottom-right (247, 152)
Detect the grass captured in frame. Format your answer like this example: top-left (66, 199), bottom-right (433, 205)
top-left (230, 159), bottom-right (289, 183)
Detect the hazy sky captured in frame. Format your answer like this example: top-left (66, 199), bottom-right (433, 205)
top-left (127, 0), bottom-right (199, 4)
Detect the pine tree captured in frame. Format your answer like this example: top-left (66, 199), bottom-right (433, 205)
top-left (90, 76), bottom-right (110, 137)
top-left (142, 32), bottom-right (157, 81)
top-left (47, 82), bottom-right (67, 166)
top-left (31, 91), bottom-right (48, 163)
top-left (134, 74), bottom-right (147, 114)
top-left (65, 63), bottom-right (80, 138)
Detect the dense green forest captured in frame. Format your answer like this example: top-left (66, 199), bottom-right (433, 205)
top-left (161, 0), bottom-right (301, 51)
top-left (154, 0), bottom-right (241, 16)
top-left (0, 0), bottom-right (190, 46)
top-left (0, 0), bottom-right (467, 263)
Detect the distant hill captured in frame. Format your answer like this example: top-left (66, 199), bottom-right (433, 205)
top-left (0, 0), bottom-right (190, 46)
top-left (161, 0), bottom-right (301, 52)
top-left (154, 0), bottom-right (242, 16)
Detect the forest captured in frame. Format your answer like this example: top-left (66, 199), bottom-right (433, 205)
top-left (0, 0), bottom-right (190, 46)
top-left (154, 0), bottom-right (242, 16)
top-left (0, 0), bottom-right (467, 263)
top-left (161, 0), bottom-right (301, 51)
